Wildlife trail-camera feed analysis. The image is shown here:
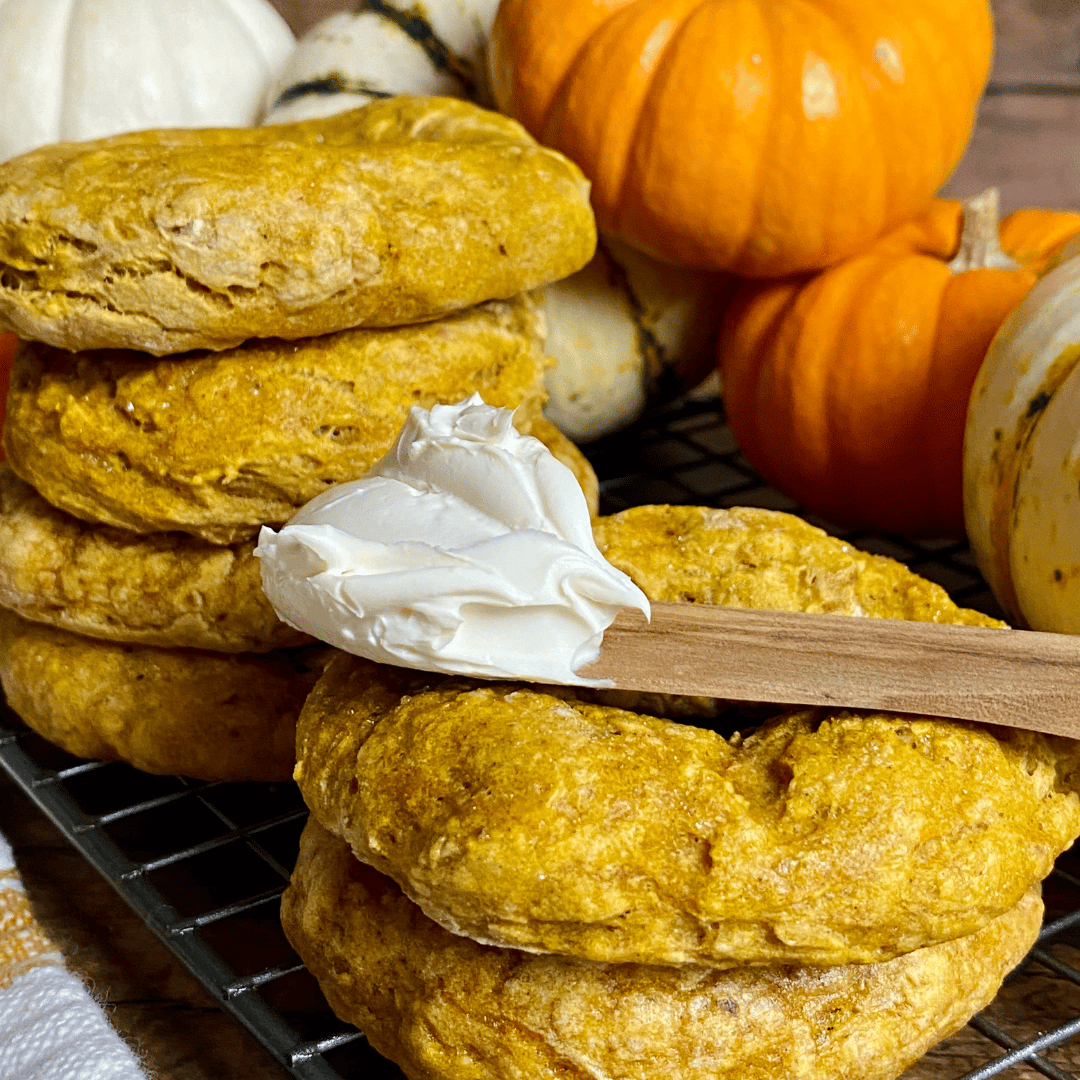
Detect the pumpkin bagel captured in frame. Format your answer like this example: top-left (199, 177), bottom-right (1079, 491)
top-left (296, 656), bottom-right (1077, 969)
top-left (0, 420), bottom-right (595, 648)
top-left (282, 816), bottom-right (1042, 1080)
top-left (0, 96), bottom-right (596, 355)
top-left (0, 609), bottom-right (333, 781)
top-left (294, 504), bottom-right (1080, 969)
top-left (591, 504), bottom-right (1003, 625)
top-left (2, 295), bottom-right (595, 543)
top-left (0, 464), bottom-right (308, 652)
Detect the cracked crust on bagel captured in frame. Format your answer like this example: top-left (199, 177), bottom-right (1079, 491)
top-left (578, 503), bottom-right (1004, 717)
top-left (282, 816), bottom-right (1042, 1080)
top-left (592, 504), bottom-right (1002, 625)
top-left (3, 294), bottom-right (599, 542)
top-left (293, 505), bottom-right (1079, 968)
top-left (0, 419), bottom-right (594, 650)
top-left (295, 656), bottom-right (1078, 968)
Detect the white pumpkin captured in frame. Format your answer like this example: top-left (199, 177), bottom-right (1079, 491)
top-left (964, 240), bottom-right (1080, 632)
top-left (262, 3), bottom-right (726, 440)
top-left (542, 237), bottom-right (728, 442)
top-left (0, 0), bottom-right (295, 161)
top-left (262, 1), bottom-right (499, 124)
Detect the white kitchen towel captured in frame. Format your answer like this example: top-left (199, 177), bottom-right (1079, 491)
top-left (0, 832), bottom-right (148, 1079)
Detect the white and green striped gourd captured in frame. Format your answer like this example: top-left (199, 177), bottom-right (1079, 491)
top-left (540, 238), bottom-right (727, 442)
top-left (262, 0), bottom-right (498, 123)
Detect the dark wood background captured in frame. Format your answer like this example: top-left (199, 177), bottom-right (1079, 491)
top-left (4, 1), bottom-right (1080, 1078)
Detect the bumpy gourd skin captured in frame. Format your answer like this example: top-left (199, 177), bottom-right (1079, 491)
top-left (0, 96), bottom-right (596, 354)
top-left (283, 817), bottom-right (1042, 1080)
top-left (0, 609), bottom-right (333, 782)
top-left (3, 295), bottom-right (556, 543)
top-left (293, 504), bottom-right (1079, 969)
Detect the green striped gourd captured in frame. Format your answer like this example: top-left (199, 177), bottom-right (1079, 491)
top-left (262, 1), bottom-right (498, 123)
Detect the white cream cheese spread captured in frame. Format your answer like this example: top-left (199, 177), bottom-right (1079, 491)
top-left (255, 395), bottom-right (649, 684)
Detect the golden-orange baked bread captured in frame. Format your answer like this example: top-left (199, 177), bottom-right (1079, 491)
top-left (4, 295), bottom-right (598, 542)
top-left (0, 609), bottom-right (333, 781)
top-left (295, 655), bottom-right (1078, 968)
top-left (0, 418), bottom-right (594, 651)
top-left (282, 816), bottom-right (1042, 1080)
top-left (293, 505), bottom-right (1079, 967)
top-left (593, 504), bottom-right (1002, 625)
top-left (0, 464), bottom-right (309, 652)
top-left (0, 96), bottom-right (595, 354)
top-left (580, 502), bottom-right (1004, 716)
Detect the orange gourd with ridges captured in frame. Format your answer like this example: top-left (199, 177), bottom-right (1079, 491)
top-left (718, 193), bottom-right (1080, 537)
top-left (490, 0), bottom-right (993, 277)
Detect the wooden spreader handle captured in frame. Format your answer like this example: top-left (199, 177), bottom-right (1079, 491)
top-left (578, 602), bottom-right (1080, 739)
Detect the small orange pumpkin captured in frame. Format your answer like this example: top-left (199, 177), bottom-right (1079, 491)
top-left (718, 191), bottom-right (1080, 537)
top-left (489, 0), bottom-right (993, 277)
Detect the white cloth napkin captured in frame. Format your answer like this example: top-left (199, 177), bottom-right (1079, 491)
top-left (0, 832), bottom-right (149, 1079)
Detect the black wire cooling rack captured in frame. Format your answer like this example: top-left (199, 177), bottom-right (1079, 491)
top-left (5, 394), bottom-right (1080, 1079)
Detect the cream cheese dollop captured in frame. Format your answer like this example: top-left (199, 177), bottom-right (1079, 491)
top-left (254, 395), bottom-right (649, 685)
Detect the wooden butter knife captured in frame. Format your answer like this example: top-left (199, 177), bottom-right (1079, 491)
top-left (579, 603), bottom-right (1080, 739)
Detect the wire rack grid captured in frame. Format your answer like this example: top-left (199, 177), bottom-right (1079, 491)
top-left (4, 395), bottom-right (1080, 1079)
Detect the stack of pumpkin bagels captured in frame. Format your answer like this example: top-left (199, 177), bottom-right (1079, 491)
top-left (0, 91), bottom-right (1077, 1080)
top-left (0, 94), bottom-right (597, 781)
top-left (283, 501), bottom-right (1080, 1080)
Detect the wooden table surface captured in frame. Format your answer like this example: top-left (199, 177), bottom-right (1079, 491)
top-left (6, 1), bottom-right (1080, 1078)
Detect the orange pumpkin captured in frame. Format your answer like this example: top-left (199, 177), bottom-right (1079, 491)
top-left (718, 191), bottom-right (1080, 538)
top-left (0, 333), bottom-right (15, 462)
top-left (489, 0), bottom-right (994, 277)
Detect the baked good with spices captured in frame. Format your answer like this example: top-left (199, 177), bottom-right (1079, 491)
top-left (0, 464), bottom-right (309, 652)
top-left (295, 654), bottom-right (1078, 969)
top-left (0, 421), bottom-right (595, 651)
top-left (292, 504), bottom-right (1080, 968)
top-left (0, 96), bottom-right (602, 788)
top-left (3, 294), bottom-right (596, 542)
top-left (282, 815), bottom-right (1043, 1080)
top-left (0, 96), bottom-right (595, 355)
top-left (579, 502), bottom-right (1003, 716)
top-left (0, 608), bottom-right (333, 781)
top-left (592, 503), bottom-right (1002, 625)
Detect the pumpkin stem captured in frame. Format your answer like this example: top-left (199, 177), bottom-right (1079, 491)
top-left (948, 187), bottom-right (1021, 273)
